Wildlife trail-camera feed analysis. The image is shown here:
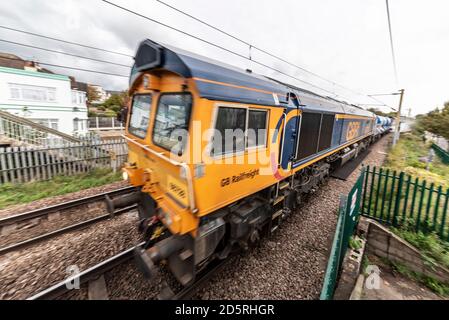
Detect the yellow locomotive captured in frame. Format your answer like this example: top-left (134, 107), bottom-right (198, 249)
top-left (109, 39), bottom-right (376, 288)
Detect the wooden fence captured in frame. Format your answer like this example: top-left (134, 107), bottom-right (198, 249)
top-left (0, 138), bottom-right (128, 184)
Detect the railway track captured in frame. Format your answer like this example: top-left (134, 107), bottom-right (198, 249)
top-left (27, 240), bottom-right (231, 300)
top-left (27, 243), bottom-right (145, 300)
top-left (0, 186), bottom-right (138, 255)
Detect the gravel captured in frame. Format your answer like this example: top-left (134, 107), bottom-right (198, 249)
top-left (0, 210), bottom-right (142, 300)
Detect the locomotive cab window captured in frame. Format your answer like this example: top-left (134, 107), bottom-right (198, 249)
top-left (129, 94), bottom-right (152, 139)
top-left (212, 107), bottom-right (246, 156)
top-left (212, 107), bottom-right (268, 156)
top-left (247, 109), bottom-right (268, 148)
top-left (152, 93), bottom-right (192, 153)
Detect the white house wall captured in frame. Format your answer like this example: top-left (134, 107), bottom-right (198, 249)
top-left (0, 66), bottom-right (88, 136)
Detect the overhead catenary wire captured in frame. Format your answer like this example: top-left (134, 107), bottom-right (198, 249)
top-left (155, 0), bottom-right (377, 103)
top-left (100, 0), bottom-right (362, 103)
top-left (0, 56), bottom-right (129, 78)
top-left (0, 25), bottom-right (133, 58)
top-left (0, 38), bottom-right (132, 68)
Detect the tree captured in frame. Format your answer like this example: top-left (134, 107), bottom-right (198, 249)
top-left (101, 91), bottom-right (129, 117)
top-left (87, 86), bottom-right (101, 105)
top-left (367, 108), bottom-right (396, 118)
top-left (417, 102), bottom-right (449, 142)
top-left (102, 92), bottom-right (128, 114)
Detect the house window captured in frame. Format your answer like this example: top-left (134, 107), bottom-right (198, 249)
top-left (31, 119), bottom-right (59, 131)
top-left (9, 84), bottom-right (56, 102)
top-left (72, 91), bottom-right (86, 105)
top-left (10, 88), bottom-right (20, 99)
top-left (73, 119), bottom-right (86, 131)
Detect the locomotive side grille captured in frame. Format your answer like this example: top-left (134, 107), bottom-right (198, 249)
top-left (318, 114), bottom-right (335, 152)
top-left (297, 112), bottom-right (321, 160)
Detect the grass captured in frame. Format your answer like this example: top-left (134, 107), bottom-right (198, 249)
top-left (363, 131), bottom-right (449, 241)
top-left (392, 226), bottom-right (449, 270)
top-left (0, 168), bottom-right (122, 210)
top-left (385, 132), bottom-right (449, 188)
top-left (349, 236), bottom-right (363, 251)
top-left (390, 260), bottom-right (449, 297)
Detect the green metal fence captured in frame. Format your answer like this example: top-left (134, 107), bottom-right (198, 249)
top-left (361, 166), bottom-right (449, 241)
top-left (320, 168), bottom-right (365, 300)
top-left (432, 143), bottom-right (449, 165)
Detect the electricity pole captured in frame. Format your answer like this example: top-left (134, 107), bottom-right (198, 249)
top-left (392, 89), bottom-right (405, 146)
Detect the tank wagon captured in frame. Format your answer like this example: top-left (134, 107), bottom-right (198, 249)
top-left (109, 39), bottom-right (386, 288)
top-left (375, 115), bottom-right (393, 137)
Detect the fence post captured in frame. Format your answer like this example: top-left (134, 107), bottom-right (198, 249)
top-left (440, 189), bottom-right (449, 239)
top-left (416, 180), bottom-right (427, 232)
top-left (380, 169), bottom-right (390, 222)
top-left (401, 175), bottom-right (412, 225)
top-left (386, 170), bottom-right (397, 224)
top-left (433, 186), bottom-right (443, 232)
top-left (392, 172), bottom-right (405, 227)
top-left (366, 167), bottom-right (376, 216)
top-left (374, 168), bottom-right (383, 218)
top-left (424, 183), bottom-right (435, 229)
top-left (362, 166), bottom-right (370, 214)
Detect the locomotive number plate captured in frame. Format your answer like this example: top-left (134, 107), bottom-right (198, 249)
top-left (167, 175), bottom-right (188, 207)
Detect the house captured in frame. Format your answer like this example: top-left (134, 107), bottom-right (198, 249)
top-left (88, 84), bottom-right (109, 104)
top-left (0, 53), bottom-right (88, 136)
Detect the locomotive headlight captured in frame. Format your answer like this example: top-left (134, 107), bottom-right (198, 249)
top-left (122, 170), bottom-right (129, 181)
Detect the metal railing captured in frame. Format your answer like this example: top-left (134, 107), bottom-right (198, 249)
top-left (88, 117), bottom-right (124, 131)
top-left (0, 110), bottom-right (81, 146)
top-left (361, 166), bottom-right (449, 242)
top-left (321, 165), bottom-right (449, 299)
top-left (432, 143), bottom-right (449, 165)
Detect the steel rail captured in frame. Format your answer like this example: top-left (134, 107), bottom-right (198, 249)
top-left (0, 205), bottom-right (137, 255)
top-left (27, 242), bottom-right (145, 300)
top-left (0, 186), bottom-right (136, 227)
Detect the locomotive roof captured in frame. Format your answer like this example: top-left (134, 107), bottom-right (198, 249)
top-left (131, 39), bottom-right (374, 118)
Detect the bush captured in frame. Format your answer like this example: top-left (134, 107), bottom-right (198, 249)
top-left (104, 110), bottom-right (117, 117)
top-left (392, 227), bottom-right (449, 269)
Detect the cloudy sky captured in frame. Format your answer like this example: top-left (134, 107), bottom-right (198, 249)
top-left (0, 0), bottom-right (448, 115)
